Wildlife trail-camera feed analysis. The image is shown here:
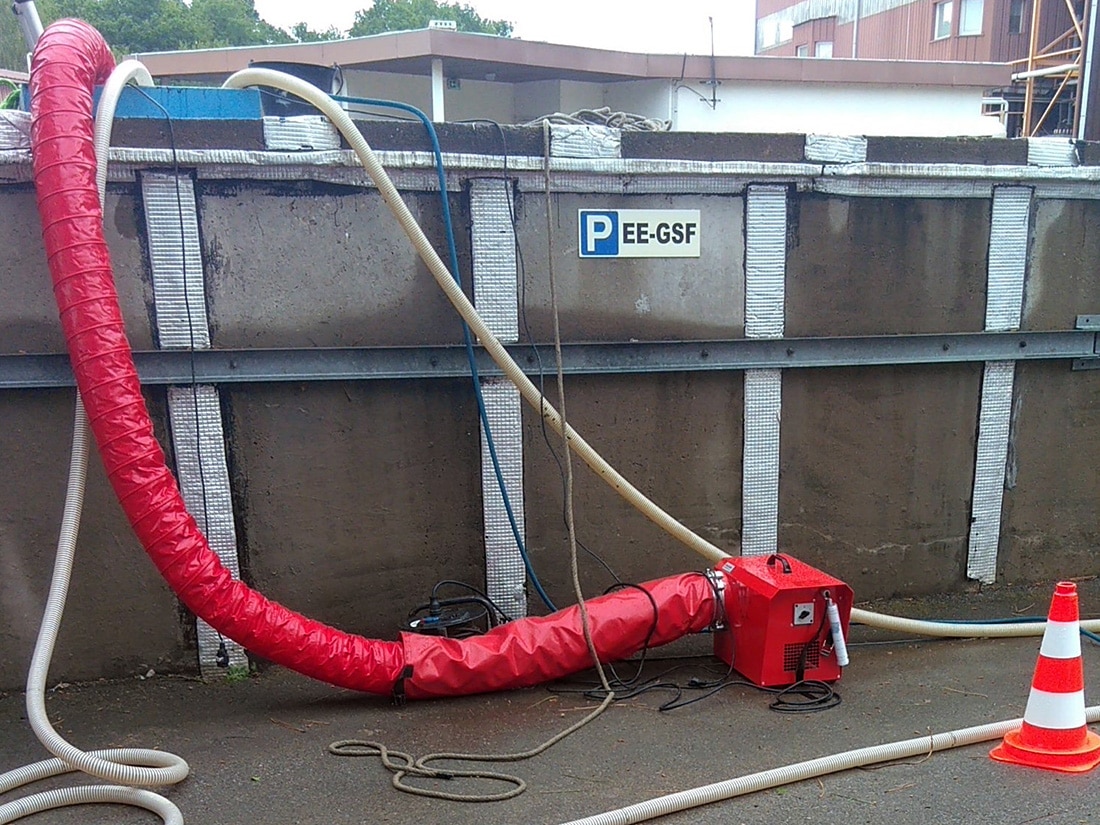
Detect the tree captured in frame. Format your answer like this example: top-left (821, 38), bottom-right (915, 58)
top-left (1, 0), bottom-right (293, 69)
top-left (189, 0), bottom-right (292, 49)
top-left (290, 22), bottom-right (344, 43)
top-left (349, 0), bottom-right (512, 37)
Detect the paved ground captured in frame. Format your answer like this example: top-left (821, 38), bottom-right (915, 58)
top-left (2, 582), bottom-right (1100, 824)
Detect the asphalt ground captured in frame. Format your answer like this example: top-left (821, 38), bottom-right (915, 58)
top-left (2, 581), bottom-right (1100, 824)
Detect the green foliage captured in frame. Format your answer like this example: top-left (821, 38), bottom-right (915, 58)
top-left (2, 85), bottom-right (20, 109)
top-left (188, 0), bottom-right (293, 49)
top-left (349, 0), bottom-right (513, 37)
top-left (67, 0), bottom-right (206, 52)
top-left (290, 22), bottom-right (344, 43)
top-left (224, 664), bottom-right (252, 684)
top-left (1, 0), bottom-right (294, 69)
top-left (0, 35), bottom-right (28, 75)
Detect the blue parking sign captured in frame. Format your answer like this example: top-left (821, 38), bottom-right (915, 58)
top-left (579, 210), bottom-right (619, 257)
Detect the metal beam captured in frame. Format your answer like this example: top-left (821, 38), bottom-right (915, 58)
top-left (2, 331), bottom-right (1096, 390)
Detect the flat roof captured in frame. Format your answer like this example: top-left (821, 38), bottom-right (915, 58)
top-left (132, 28), bottom-right (1011, 88)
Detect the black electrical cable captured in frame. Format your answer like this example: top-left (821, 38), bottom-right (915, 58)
top-left (429, 580), bottom-right (515, 623)
top-left (552, 571), bottom-right (724, 701)
top-left (597, 582), bottom-right (661, 690)
top-left (407, 596), bottom-right (496, 635)
top-left (550, 570), bottom-right (841, 715)
top-left (257, 89), bottom-right (419, 122)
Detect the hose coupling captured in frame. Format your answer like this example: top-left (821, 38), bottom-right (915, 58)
top-left (703, 567), bottom-right (727, 631)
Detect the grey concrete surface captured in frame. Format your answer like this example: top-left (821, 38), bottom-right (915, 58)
top-left (1005, 198), bottom-right (1100, 583)
top-left (198, 183), bottom-right (474, 348)
top-left (785, 196), bottom-right (990, 338)
top-left (0, 388), bottom-right (191, 688)
top-left (778, 364), bottom-right (983, 599)
top-left (515, 192), bottom-right (745, 342)
top-left (0, 187), bottom-right (155, 354)
top-left (5, 135), bottom-right (1100, 691)
top-left (222, 378), bottom-right (487, 638)
top-left (522, 371), bottom-right (744, 597)
top-left (3, 583), bottom-right (1100, 824)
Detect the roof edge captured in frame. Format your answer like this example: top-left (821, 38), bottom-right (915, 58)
top-left (130, 28), bottom-right (1011, 88)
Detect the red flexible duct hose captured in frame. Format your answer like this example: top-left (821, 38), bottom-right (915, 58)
top-left (402, 573), bottom-right (716, 699)
top-left (30, 19), bottom-right (405, 694)
top-left (29, 20), bottom-right (717, 699)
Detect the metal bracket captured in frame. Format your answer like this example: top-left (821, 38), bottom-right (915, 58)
top-left (5, 330), bottom-right (1100, 390)
top-left (1071, 314), bottom-right (1100, 370)
top-left (704, 567), bottom-right (728, 631)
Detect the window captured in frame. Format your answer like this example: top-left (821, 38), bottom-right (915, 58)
top-left (1009, 0), bottom-right (1025, 34)
top-left (815, 40), bottom-right (833, 58)
top-left (933, 0), bottom-right (953, 39)
top-left (959, 0), bottom-right (983, 35)
top-left (796, 44), bottom-right (809, 57)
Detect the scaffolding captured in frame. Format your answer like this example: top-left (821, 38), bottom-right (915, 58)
top-left (1011, 0), bottom-right (1096, 136)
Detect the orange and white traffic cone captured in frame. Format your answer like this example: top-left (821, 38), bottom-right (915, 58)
top-left (990, 581), bottom-right (1100, 773)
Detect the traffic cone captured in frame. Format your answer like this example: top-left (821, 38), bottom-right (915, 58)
top-left (990, 581), bottom-right (1100, 772)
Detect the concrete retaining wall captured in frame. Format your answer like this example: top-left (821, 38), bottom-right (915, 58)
top-left (2, 125), bottom-right (1098, 688)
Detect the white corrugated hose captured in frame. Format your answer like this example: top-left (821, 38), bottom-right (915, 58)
top-left (0, 60), bottom-right (189, 825)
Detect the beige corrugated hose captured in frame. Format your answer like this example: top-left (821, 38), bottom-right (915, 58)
top-left (223, 68), bottom-right (730, 567)
top-left (217, 68), bottom-right (1100, 825)
top-left (221, 69), bottom-right (1100, 644)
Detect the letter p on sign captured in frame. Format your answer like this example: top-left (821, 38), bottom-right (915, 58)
top-left (579, 210), bottom-right (618, 256)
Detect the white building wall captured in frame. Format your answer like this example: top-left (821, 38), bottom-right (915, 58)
top-left (513, 79), bottom-right (562, 122)
top-left (674, 81), bottom-right (1005, 137)
top-left (342, 69), bottom-right (513, 123)
top-left (559, 79), bottom-right (603, 115)
top-left (335, 68), bottom-right (1003, 138)
top-left (603, 80), bottom-right (672, 124)
top-left (445, 77), bottom-right (514, 123)
top-left (343, 69), bottom-right (433, 114)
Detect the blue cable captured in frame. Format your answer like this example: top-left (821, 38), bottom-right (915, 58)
top-left (332, 94), bottom-right (557, 612)
top-left (937, 615), bottom-right (1100, 644)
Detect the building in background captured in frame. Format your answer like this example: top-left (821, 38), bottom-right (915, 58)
top-left (755, 0), bottom-right (1100, 138)
top-left (133, 27), bottom-right (1008, 137)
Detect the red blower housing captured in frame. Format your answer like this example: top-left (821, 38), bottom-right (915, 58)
top-left (713, 554), bottom-right (853, 687)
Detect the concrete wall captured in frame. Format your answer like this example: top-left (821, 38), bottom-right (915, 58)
top-left (1002, 199), bottom-right (1100, 582)
top-left (1, 184), bottom-right (189, 685)
top-left (513, 192), bottom-right (745, 341)
top-left (197, 182), bottom-right (473, 347)
top-left (2, 128), bottom-right (1100, 688)
top-left (778, 195), bottom-right (991, 591)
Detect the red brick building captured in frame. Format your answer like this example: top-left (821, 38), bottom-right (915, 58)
top-left (755, 0), bottom-right (1073, 61)
top-left (755, 0), bottom-right (1095, 137)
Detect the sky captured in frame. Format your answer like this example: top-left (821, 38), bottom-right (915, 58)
top-left (252, 0), bottom-right (758, 56)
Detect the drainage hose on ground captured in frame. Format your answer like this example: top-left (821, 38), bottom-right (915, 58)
top-left (851, 607), bottom-right (1100, 637)
top-left (0, 52), bottom-right (188, 825)
top-left (558, 706), bottom-right (1100, 825)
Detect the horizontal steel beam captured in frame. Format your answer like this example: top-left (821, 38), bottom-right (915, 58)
top-left (2, 331), bottom-right (1097, 390)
